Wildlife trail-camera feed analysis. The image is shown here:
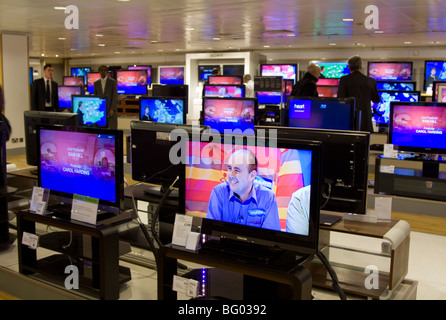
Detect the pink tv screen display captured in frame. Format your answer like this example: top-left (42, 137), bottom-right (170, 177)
top-left (87, 73), bottom-right (101, 94)
top-left (261, 65), bottom-right (297, 82)
top-left (116, 70), bottom-right (148, 95)
top-left (64, 76), bottom-right (84, 86)
top-left (159, 67), bottom-right (184, 85)
top-left (368, 62), bottom-right (413, 81)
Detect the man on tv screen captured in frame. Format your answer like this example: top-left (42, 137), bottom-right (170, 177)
top-left (206, 148), bottom-right (281, 231)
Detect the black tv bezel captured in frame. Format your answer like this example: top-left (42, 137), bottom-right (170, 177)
top-left (423, 60), bottom-right (446, 90)
top-left (285, 96), bottom-right (357, 131)
top-left (116, 69), bottom-right (149, 95)
top-left (260, 63), bottom-right (298, 84)
top-left (388, 101), bottom-right (446, 155)
top-left (139, 96), bottom-right (187, 125)
top-left (57, 85), bottom-right (84, 110)
top-left (182, 133), bottom-right (323, 255)
top-left (63, 76), bottom-right (85, 87)
top-left (71, 94), bottom-right (110, 128)
top-left (376, 80), bottom-right (417, 91)
top-left (367, 61), bottom-right (414, 81)
top-left (432, 81), bottom-right (446, 102)
top-left (203, 84), bottom-right (245, 98)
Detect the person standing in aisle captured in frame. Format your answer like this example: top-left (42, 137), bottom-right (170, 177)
top-left (290, 63), bottom-right (321, 97)
top-left (243, 74), bottom-right (255, 98)
top-left (94, 65), bottom-right (118, 129)
top-left (30, 64), bottom-right (59, 111)
top-left (202, 67), bottom-right (220, 97)
top-left (337, 55), bottom-right (381, 133)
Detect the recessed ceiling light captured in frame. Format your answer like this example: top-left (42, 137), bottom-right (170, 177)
top-left (58, 37), bottom-right (66, 40)
top-left (98, 44), bottom-right (105, 47)
top-left (213, 37), bottom-right (221, 41)
top-left (329, 43), bottom-right (337, 46)
top-left (263, 45), bottom-right (270, 48)
top-left (287, 33), bottom-right (296, 37)
top-left (343, 18), bottom-right (354, 22)
top-left (374, 30), bottom-right (384, 34)
top-left (150, 40), bottom-right (158, 43)
top-left (404, 41), bottom-right (412, 44)
top-left (54, 7), bottom-right (66, 10)
top-left (157, 49), bottom-right (164, 52)
top-left (242, 23), bottom-right (251, 27)
top-left (96, 34), bottom-right (104, 37)
top-left (55, 54), bottom-right (59, 57)
top-left (185, 27), bottom-right (195, 31)
top-left (114, 52), bottom-right (120, 54)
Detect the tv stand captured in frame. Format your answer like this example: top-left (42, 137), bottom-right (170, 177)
top-left (142, 185), bottom-right (178, 198)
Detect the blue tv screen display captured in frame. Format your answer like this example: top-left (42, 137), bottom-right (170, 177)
top-left (72, 96), bottom-right (108, 127)
top-left (424, 61), bottom-right (446, 89)
top-left (139, 98), bottom-right (185, 124)
top-left (377, 81), bottom-right (415, 91)
top-left (257, 91), bottom-right (282, 104)
top-left (373, 91), bottom-right (420, 125)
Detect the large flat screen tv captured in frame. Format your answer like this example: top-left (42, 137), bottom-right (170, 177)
top-left (208, 75), bottom-right (242, 85)
top-left (203, 85), bottom-right (244, 98)
top-left (159, 66), bottom-right (184, 85)
top-left (424, 60), bottom-right (446, 90)
top-left (260, 64), bottom-right (297, 84)
top-left (71, 95), bottom-right (109, 128)
top-left (367, 61), bottom-right (413, 81)
top-left (128, 65), bottom-right (152, 86)
top-left (70, 67), bottom-right (91, 84)
top-left (285, 97), bottom-right (357, 131)
top-left (139, 97), bottom-right (186, 124)
top-left (373, 90), bottom-right (420, 128)
top-left (38, 125), bottom-right (123, 215)
top-left (376, 81), bottom-right (416, 91)
top-left (183, 132), bottom-right (322, 255)
top-left (57, 86), bottom-right (83, 110)
top-left (116, 70), bottom-right (148, 95)
top-left (86, 72), bottom-right (101, 94)
top-left (223, 65), bottom-right (245, 76)
top-left (317, 62), bottom-right (349, 79)
top-left (389, 101), bottom-right (446, 154)
top-left (256, 91), bottom-right (282, 104)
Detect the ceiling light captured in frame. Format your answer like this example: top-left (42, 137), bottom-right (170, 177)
top-left (242, 23), bottom-right (251, 27)
top-left (150, 40), bottom-right (158, 43)
top-left (98, 44), bottom-right (105, 47)
top-left (287, 33), bottom-right (296, 37)
top-left (185, 27), bottom-right (195, 31)
top-left (58, 37), bottom-right (66, 40)
top-left (213, 37), bottom-right (221, 41)
top-left (404, 41), bottom-right (412, 44)
top-left (41, 53), bottom-right (45, 56)
top-left (374, 30), bottom-right (384, 34)
top-left (329, 43), bottom-right (336, 45)
top-left (342, 18), bottom-right (354, 22)
top-left (55, 54), bottom-right (59, 57)
top-left (114, 52), bottom-right (120, 54)
top-left (54, 7), bottom-right (66, 10)
top-left (95, 34), bottom-right (104, 37)
top-left (263, 45), bottom-right (270, 48)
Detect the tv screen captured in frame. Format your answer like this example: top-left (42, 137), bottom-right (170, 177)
top-left (317, 79), bottom-right (340, 86)
top-left (139, 97), bottom-right (186, 124)
top-left (373, 90), bottom-right (421, 125)
top-left (389, 101), bottom-right (446, 154)
top-left (128, 65), bottom-right (152, 85)
top-left (86, 72), bottom-right (101, 94)
top-left (317, 62), bottom-right (349, 79)
top-left (70, 67), bottom-right (91, 84)
top-left (63, 76), bottom-right (84, 86)
top-left (116, 70), bottom-right (148, 95)
top-left (203, 85), bottom-right (244, 98)
top-left (376, 81), bottom-right (416, 91)
top-left (223, 65), bottom-right (245, 76)
top-left (286, 97), bottom-right (356, 131)
top-left (432, 81), bottom-right (446, 102)
top-left (184, 133), bottom-right (322, 254)
top-left (424, 60), bottom-right (446, 89)
top-left (152, 84), bottom-right (189, 101)
top-left (57, 86), bottom-right (83, 110)
top-left (72, 95), bottom-right (109, 127)
top-left (24, 111), bottom-right (79, 166)
top-left (256, 91), bottom-right (282, 104)
top-left (199, 65), bottom-right (220, 81)
top-left (258, 126), bottom-right (370, 215)
top-left (367, 61), bottom-right (413, 81)
top-left (38, 125), bottom-right (123, 214)
top-left (317, 86), bottom-right (338, 98)
top-left (159, 66), bottom-right (184, 85)
top-left (260, 64), bottom-right (297, 83)
top-left (203, 97), bottom-right (257, 134)
top-left (208, 75), bottom-right (242, 85)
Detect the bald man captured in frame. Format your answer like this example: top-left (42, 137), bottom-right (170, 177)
top-left (290, 63), bottom-right (321, 97)
top-left (206, 148), bottom-right (281, 231)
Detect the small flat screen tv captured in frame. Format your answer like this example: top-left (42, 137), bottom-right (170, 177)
top-left (159, 66), bottom-right (184, 85)
top-left (183, 132), bottom-right (323, 255)
top-left (38, 125), bottom-right (123, 214)
top-left (376, 81), bottom-right (416, 91)
top-left (202, 97), bottom-right (257, 134)
top-left (317, 79), bottom-right (340, 86)
top-left (256, 91), bottom-right (282, 104)
top-left (72, 95), bottom-right (109, 127)
top-left (63, 76), bottom-right (84, 86)
top-left (373, 90), bottom-right (420, 126)
top-left (208, 75), bottom-right (242, 85)
top-left (24, 110), bottom-right (79, 166)
top-left (204, 85), bottom-right (245, 98)
top-left (128, 65), bottom-right (152, 85)
top-left (199, 65), bottom-right (220, 81)
top-left (432, 81), bottom-right (446, 102)
top-left (139, 97), bottom-right (186, 124)
top-left (70, 67), bottom-right (91, 84)
top-left (283, 79), bottom-right (294, 102)
top-left (260, 64), bottom-right (297, 83)
top-left (57, 86), bottom-right (83, 110)
top-left (317, 86), bottom-right (338, 98)
top-left (424, 60), bottom-right (446, 90)
top-left (86, 72), bottom-right (101, 94)
top-left (389, 101), bottom-right (446, 154)
top-left (317, 62), bottom-right (349, 79)
top-left (367, 61), bottom-right (413, 81)
top-left (286, 97), bottom-right (356, 131)
top-left (223, 65), bottom-right (245, 76)
top-left (116, 70), bottom-right (148, 95)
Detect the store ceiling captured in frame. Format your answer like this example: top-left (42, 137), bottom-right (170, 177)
top-left (1, 0), bottom-right (446, 59)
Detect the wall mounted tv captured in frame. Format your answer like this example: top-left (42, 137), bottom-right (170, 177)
top-left (260, 64), bottom-right (297, 84)
top-left (203, 85), bottom-right (245, 98)
top-left (372, 90), bottom-right (421, 127)
top-left (199, 65), bottom-right (221, 81)
top-left (70, 67), bottom-right (91, 84)
top-left (423, 60), bottom-right (446, 90)
top-left (208, 75), bottom-right (243, 85)
top-left (285, 97), bottom-right (357, 131)
top-left (139, 97), bottom-right (186, 124)
top-left (367, 61), bottom-right (413, 81)
top-left (159, 66), bottom-right (184, 85)
top-left (116, 70), bottom-right (148, 95)
top-left (316, 62), bottom-right (349, 79)
top-left (86, 72), bottom-right (101, 94)
top-left (389, 101), bottom-right (446, 155)
top-left (128, 65), bottom-right (152, 86)
top-left (223, 65), bottom-right (245, 76)
top-left (376, 81), bottom-right (416, 91)
top-left (72, 95), bottom-right (109, 128)
top-left (57, 86), bottom-right (83, 110)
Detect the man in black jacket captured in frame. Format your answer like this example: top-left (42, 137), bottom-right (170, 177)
top-left (31, 64), bottom-right (59, 111)
top-left (290, 63), bottom-right (321, 97)
top-left (337, 55), bottom-right (380, 133)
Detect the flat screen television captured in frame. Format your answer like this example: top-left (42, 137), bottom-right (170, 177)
top-left (317, 79), bottom-right (340, 86)
top-left (223, 65), bottom-right (245, 76)
top-left (24, 110), bottom-right (79, 166)
top-left (208, 75), bottom-right (242, 85)
top-left (139, 97), bottom-right (186, 124)
top-left (317, 86), bottom-right (338, 98)
top-left (317, 62), bottom-right (349, 79)
top-left (376, 81), bottom-right (416, 91)
top-left (63, 76), bottom-right (84, 86)
top-left (260, 64), bottom-right (297, 83)
top-left (203, 85), bottom-right (245, 98)
top-left (256, 91), bottom-right (282, 104)
top-left (424, 60), bottom-right (446, 90)
top-left (389, 101), bottom-right (446, 154)
top-left (199, 65), bottom-right (220, 81)
top-left (367, 61), bottom-right (413, 81)
top-left (372, 90), bottom-right (421, 126)
top-left (183, 131), bottom-right (322, 256)
top-left (432, 81), bottom-right (446, 102)
top-left (57, 86), bottom-right (83, 110)
top-left (202, 97), bottom-right (257, 134)
top-left (116, 70), bottom-right (148, 95)
top-left (70, 67), bottom-right (91, 84)
top-left (86, 72), bottom-right (101, 94)
top-left (257, 125), bottom-right (370, 215)
top-left (283, 79), bottom-right (294, 103)
top-left (159, 66), bottom-right (184, 85)
top-left (71, 95), bottom-right (109, 128)
top-left (285, 97), bottom-right (357, 131)
top-left (38, 125), bottom-right (124, 215)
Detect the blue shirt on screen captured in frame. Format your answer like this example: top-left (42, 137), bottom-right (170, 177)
top-left (207, 181), bottom-right (281, 231)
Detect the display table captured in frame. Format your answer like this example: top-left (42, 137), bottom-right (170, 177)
top-left (16, 208), bottom-right (133, 300)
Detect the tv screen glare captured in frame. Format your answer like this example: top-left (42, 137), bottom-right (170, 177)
top-left (203, 97), bottom-right (257, 134)
top-left (287, 97), bottom-right (356, 131)
top-left (223, 65), bottom-right (245, 76)
top-left (86, 72), bottom-right (101, 94)
top-left (256, 91), bottom-right (282, 104)
top-left (184, 134), bottom-right (322, 254)
top-left (139, 97), bottom-right (186, 124)
top-left (71, 67), bottom-right (91, 84)
top-left (433, 81), bottom-right (446, 102)
top-left (424, 60), bottom-right (446, 89)
top-left (317, 62), bottom-right (350, 79)
top-left (389, 102), bottom-right (446, 154)
top-left (208, 75), bottom-right (242, 85)
top-left (199, 65), bottom-right (221, 81)
top-left (260, 64), bottom-right (297, 83)
top-left (38, 125), bottom-right (123, 213)
top-left (373, 91), bottom-right (421, 125)
top-left (72, 95), bottom-right (108, 127)
top-left (116, 70), bottom-right (148, 95)
top-left (159, 66), bottom-right (184, 85)
top-left (367, 61), bottom-right (413, 81)
top-left (204, 85), bottom-right (244, 98)
top-left (376, 81), bottom-right (416, 91)
top-left (58, 86), bottom-right (83, 110)
top-left (63, 76), bottom-right (84, 86)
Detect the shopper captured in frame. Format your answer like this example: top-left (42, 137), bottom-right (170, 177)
top-left (30, 64), bottom-right (59, 111)
top-left (290, 63), bottom-right (321, 97)
top-left (243, 74), bottom-right (255, 98)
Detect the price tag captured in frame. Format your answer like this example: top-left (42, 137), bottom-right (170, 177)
top-left (71, 194), bottom-right (99, 225)
top-left (22, 232), bottom-right (39, 249)
top-left (30, 187), bottom-right (50, 213)
top-left (172, 214), bottom-right (193, 247)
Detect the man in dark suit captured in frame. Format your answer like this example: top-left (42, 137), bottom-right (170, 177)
top-left (337, 55), bottom-right (380, 133)
top-left (290, 63), bottom-right (321, 97)
top-left (30, 64), bottom-right (59, 111)
top-left (94, 65), bottom-right (118, 129)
